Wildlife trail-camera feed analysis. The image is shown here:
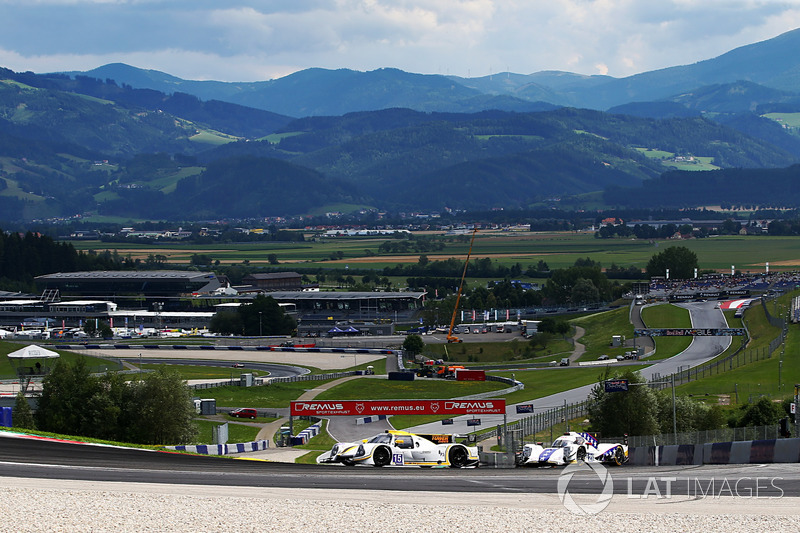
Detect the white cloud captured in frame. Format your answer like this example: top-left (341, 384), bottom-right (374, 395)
top-left (0, 0), bottom-right (799, 80)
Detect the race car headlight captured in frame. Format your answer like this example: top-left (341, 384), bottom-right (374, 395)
top-left (355, 444), bottom-right (365, 457)
top-left (331, 445), bottom-right (339, 456)
top-left (522, 447), bottom-right (532, 459)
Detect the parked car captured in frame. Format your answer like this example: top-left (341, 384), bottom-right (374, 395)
top-left (597, 354), bottom-right (610, 360)
top-left (230, 408), bottom-right (257, 419)
top-left (559, 358), bottom-right (570, 366)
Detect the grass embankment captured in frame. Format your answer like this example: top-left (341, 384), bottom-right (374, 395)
top-left (0, 341), bottom-right (119, 378)
top-left (640, 303), bottom-right (693, 360)
top-left (194, 419), bottom-right (262, 445)
top-left (191, 379), bottom-right (340, 408)
top-left (423, 337), bottom-right (573, 364)
top-left (677, 295), bottom-right (792, 403)
top-left (573, 303), bottom-right (691, 362)
top-left (314, 377), bottom-right (506, 401)
top-left (573, 307), bottom-right (634, 362)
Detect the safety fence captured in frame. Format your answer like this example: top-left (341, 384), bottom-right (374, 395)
top-left (478, 399), bottom-right (589, 445)
top-left (616, 424), bottom-right (782, 448)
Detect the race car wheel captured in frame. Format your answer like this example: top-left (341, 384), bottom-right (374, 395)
top-left (449, 446), bottom-right (469, 468)
top-left (575, 446), bottom-right (587, 462)
top-left (373, 446), bottom-right (391, 467)
top-left (613, 446), bottom-right (625, 466)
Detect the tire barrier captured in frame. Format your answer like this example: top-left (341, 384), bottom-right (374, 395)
top-left (290, 422), bottom-right (322, 446)
top-left (167, 439), bottom-right (270, 455)
top-left (56, 344), bottom-right (397, 355)
top-left (628, 437), bottom-right (800, 466)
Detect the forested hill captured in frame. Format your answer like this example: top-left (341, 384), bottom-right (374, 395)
top-left (1, 66), bottom-right (800, 220)
top-left (605, 165), bottom-right (800, 208)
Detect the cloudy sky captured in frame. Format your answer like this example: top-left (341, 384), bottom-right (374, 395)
top-left (1, 0), bottom-right (800, 82)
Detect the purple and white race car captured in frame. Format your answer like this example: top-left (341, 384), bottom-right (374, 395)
top-left (517, 432), bottom-right (628, 467)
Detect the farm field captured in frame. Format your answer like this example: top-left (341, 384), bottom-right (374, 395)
top-left (68, 232), bottom-right (800, 273)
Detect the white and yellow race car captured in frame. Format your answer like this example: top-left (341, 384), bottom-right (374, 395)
top-left (318, 430), bottom-right (480, 468)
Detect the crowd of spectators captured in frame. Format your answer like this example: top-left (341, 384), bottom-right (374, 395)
top-left (643, 271), bottom-right (800, 300)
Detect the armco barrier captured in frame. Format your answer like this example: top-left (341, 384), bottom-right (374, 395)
top-left (167, 439), bottom-right (269, 455)
top-left (55, 344), bottom-right (398, 356)
top-left (629, 437), bottom-right (800, 466)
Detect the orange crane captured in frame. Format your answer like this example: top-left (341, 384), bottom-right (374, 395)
top-left (446, 228), bottom-right (478, 343)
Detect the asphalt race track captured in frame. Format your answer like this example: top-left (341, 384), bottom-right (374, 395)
top-left (0, 434), bottom-right (797, 498)
top-left (123, 358), bottom-right (309, 379)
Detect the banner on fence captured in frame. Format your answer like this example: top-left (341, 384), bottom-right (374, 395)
top-left (604, 379), bottom-right (629, 392)
top-left (290, 399), bottom-right (506, 416)
top-left (635, 328), bottom-right (746, 337)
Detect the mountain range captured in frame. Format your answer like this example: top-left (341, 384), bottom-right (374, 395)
top-left (67, 28), bottom-right (800, 117)
top-left (0, 29), bottom-right (799, 222)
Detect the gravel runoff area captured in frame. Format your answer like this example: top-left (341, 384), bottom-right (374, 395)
top-left (1, 477), bottom-right (798, 532)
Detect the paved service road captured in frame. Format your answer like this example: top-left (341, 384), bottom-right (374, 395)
top-left (408, 301), bottom-right (732, 435)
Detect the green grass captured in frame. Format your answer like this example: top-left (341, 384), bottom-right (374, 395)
top-left (676, 293), bottom-right (793, 402)
top-left (0, 342), bottom-right (120, 378)
top-left (190, 379), bottom-right (340, 408)
top-left (63, 232), bottom-right (800, 274)
top-left (573, 307), bottom-right (634, 361)
top-left (260, 132), bottom-right (304, 144)
top-left (640, 303), bottom-right (693, 360)
top-left (189, 129), bottom-right (242, 145)
top-left (389, 367), bottom-right (604, 429)
top-left (423, 337), bottom-right (572, 364)
top-left (140, 363), bottom-right (268, 380)
top-left (763, 112), bottom-right (800, 128)
top-left (194, 418), bottom-right (261, 445)
top-left (314, 377), bottom-right (506, 401)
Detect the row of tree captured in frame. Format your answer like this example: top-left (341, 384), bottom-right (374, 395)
top-left (15, 359), bottom-right (197, 445)
top-left (588, 369), bottom-right (790, 438)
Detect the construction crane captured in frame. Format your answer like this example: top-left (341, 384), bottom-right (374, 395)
top-left (446, 228), bottom-right (478, 343)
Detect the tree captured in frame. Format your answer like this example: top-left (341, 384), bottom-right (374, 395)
top-left (587, 369), bottom-right (660, 437)
top-left (13, 391), bottom-right (35, 429)
top-left (402, 334), bottom-right (425, 356)
top-left (35, 358), bottom-right (97, 436)
top-left (267, 253), bottom-right (279, 265)
top-left (35, 359), bottom-right (197, 445)
top-left (127, 366), bottom-right (198, 445)
top-left (571, 278), bottom-right (600, 304)
top-left (645, 246), bottom-right (698, 279)
top-left (655, 392), bottom-right (724, 434)
top-left (238, 295), bottom-right (296, 336)
top-left (208, 310), bottom-right (243, 335)
top-left (735, 397), bottom-right (784, 428)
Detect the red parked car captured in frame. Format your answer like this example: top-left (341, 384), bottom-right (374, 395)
top-left (230, 408), bottom-right (257, 419)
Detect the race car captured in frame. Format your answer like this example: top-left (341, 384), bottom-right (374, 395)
top-left (517, 431), bottom-right (627, 467)
top-left (317, 430), bottom-right (479, 468)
